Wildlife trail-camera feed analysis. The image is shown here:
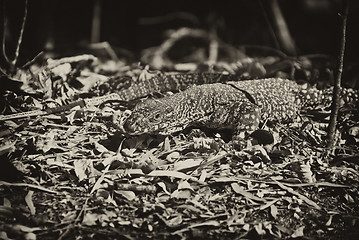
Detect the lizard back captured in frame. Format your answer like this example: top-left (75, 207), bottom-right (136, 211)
top-left (116, 72), bottom-right (240, 101)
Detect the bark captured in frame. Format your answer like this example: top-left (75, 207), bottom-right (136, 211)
top-left (327, 0), bottom-right (349, 151)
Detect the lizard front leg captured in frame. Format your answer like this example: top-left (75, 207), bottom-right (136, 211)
top-left (231, 106), bottom-right (261, 149)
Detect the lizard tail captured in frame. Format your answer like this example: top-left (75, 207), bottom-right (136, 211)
top-left (298, 86), bottom-right (359, 110)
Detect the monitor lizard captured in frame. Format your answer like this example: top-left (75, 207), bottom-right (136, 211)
top-left (123, 78), bottom-right (358, 139)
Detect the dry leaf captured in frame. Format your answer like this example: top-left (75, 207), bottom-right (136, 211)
top-left (291, 226), bottom-right (305, 238)
top-left (270, 204), bottom-right (278, 219)
top-left (82, 212), bottom-right (98, 226)
top-left (148, 170), bottom-right (197, 181)
top-left (173, 159), bottom-right (201, 172)
top-left (25, 191), bottom-right (36, 215)
top-left (74, 159), bottom-right (95, 182)
top-left (231, 183), bottom-right (266, 202)
top-left (115, 190), bottom-right (136, 201)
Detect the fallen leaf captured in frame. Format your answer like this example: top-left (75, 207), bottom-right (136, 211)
top-left (82, 212), bottom-right (98, 226)
top-left (157, 182), bottom-right (171, 195)
top-left (291, 226), bottom-right (305, 238)
top-left (198, 169), bottom-right (207, 183)
top-left (166, 152), bottom-right (180, 162)
top-left (74, 159), bottom-right (95, 182)
top-left (270, 204), bottom-right (278, 219)
top-left (325, 215), bottom-right (333, 226)
top-left (148, 170), bottom-right (197, 181)
top-left (115, 190), bottom-right (136, 201)
top-left (177, 180), bottom-right (194, 191)
top-left (254, 223), bottom-right (266, 235)
top-left (173, 159), bottom-right (201, 172)
top-left (171, 189), bottom-right (192, 199)
top-left (272, 179), bottom-right (321, 210)
top-left (190, 220), bottom-right (221, 228)
top-left (161, 214), bottom-right (183, 228)
top-left (10, 224), bottom-right (41, 233)
top-left (0, 141), bottom-right (16, 156)
top-left (231, 183), bottom-right (266, 202)
top-left (25, 191), bottom-right (36, 215)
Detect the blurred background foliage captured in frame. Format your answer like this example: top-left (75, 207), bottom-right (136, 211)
top-left (1, 0), bottom-right (358, 62)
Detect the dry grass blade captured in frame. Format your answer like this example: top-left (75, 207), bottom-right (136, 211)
top-left (272, 179), bottom-right (321, 210)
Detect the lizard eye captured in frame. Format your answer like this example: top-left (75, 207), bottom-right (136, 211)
top-left (149, 111), bottom-right (162, 122)
top-left (154, 113), bottom-right (161, 119)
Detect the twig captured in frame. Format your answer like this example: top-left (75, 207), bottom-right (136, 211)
top-left (238, 44), bottom-right (288, 58)
top-left (59, 164), bottom-right (112, 240)
top-left (91, 0), bottom-right (101, 43)
top-left (2, 1), bottom-right (9, 64)
top-left (10, 0), bottom-right (28, 71)
top-left (0, 65), bottom-right (8, 75)
top-left (265, 0), bottom-right (296, 55)
top-left (21, 51), bottom-right (44, 69)
top-left (0, 180), bottom-right (59, 194)
top-left (272, 178), bottom-right (321, 210)
top-left (88, 42), bottom-right (119, 61)
top-left (208, 13), bottom-right (219, 65)
top-left (327, 0), bottom-right (349, 151)
top-left (258, 0), bottom-right (281, 50)
top-left (58, 197), bottom-right (90, 240)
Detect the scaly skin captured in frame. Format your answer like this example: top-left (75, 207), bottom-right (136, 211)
top-left (116, 72), bottom-right (241, 101)
top-left (123, 78), bottom-right (358, 137)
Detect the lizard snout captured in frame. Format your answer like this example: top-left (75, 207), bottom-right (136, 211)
top-left (123, 119), bottom-right (136, 133)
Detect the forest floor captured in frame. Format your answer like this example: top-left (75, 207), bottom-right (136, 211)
top-left (1, 29), bottom-right (359, 239)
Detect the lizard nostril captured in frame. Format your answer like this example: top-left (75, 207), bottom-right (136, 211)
top-left (123, 120), bottom-right (135, 133)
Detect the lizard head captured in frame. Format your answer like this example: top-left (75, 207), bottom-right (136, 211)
top-left (123, 98), bottom-right (186, 135)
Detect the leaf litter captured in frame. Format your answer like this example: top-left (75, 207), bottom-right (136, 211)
top-left (0, 39), bottom-right (359, 239)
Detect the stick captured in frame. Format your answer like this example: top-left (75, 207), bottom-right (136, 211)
top-left (265, 0), bottom-right (296, 55)
top-left (10, 0), bottom-right (28, 72)
top-left (0, 181), bottom-right (59, 194)
top-left (21, 51), bottom-right (44, 69)
top-left (91, 0), bottom-right (101, 43)
top-left (327, 0), bottom-right (349, 151)
top-left (2, 1), bottom-right (9, 64)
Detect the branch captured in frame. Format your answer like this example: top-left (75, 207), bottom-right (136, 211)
top-left (91, 0), bottom-right (101, 43)
top-left (259, 0), bottom-right (281, 50)
top-left (10, 0), bottom-right (28, 71)
top-left (21, 51), bottom-right (44, 69)
top-left (2, 1), bottom-right (9, 64)
top-left (327, 0), bottom-right (349, 151)
top-left (265, 0), bottom-right (296, 55)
